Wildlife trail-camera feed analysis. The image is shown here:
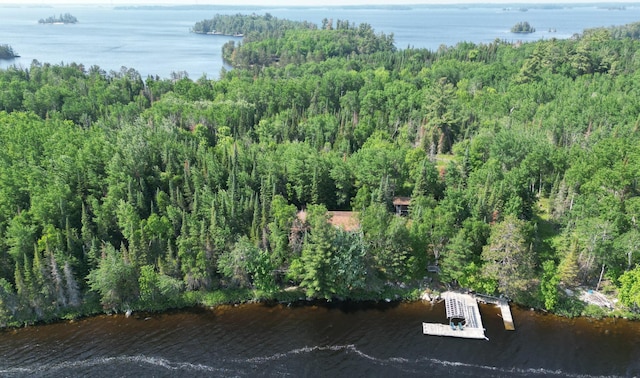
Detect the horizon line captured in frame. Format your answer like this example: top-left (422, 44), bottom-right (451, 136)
top-left (1, 0), bottom-right (638, 6)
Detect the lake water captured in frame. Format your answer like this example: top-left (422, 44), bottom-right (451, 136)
top-left (1, 4), bottom-right (640, 78)
top-left (0, 301), bottom-right (639, 377)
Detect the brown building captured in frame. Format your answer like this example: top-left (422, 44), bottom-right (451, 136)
top-left (393, 197), bottom-right (411, 216)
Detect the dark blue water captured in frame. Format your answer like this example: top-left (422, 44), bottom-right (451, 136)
top-left (0, 302), bottom-right (639, 377)
top-left (1, 3), bottom-right (640, 78)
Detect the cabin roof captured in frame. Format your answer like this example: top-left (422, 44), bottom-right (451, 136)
top-left (393, 196), bottom-right (411, 206)
top-left (328, 211), bottom-right (360, 231)
top-left (296, 210), bottom-right (360, 232)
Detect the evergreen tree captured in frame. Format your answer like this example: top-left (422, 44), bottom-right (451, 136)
top-left (290, 204), bottom-right (336, 299)
top-left (482, 215), bottom-right (535, 299)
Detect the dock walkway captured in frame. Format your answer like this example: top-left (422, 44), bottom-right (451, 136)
top-left (474, 294), bottom-right (515, 331)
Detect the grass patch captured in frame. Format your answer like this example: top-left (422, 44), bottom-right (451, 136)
top-left (581, 304), bottom-right (607, 319)
top-left (345, 285), bottom-right (422, 302)
top-left (554, 295), bottom-right (586, 318)
top-left (185, 288), bottom-right (254, 307)
top-left (263, 288), bottom-right (306, 303)
top-left (435, 153), bottom-right (458, 170)
top-left (532, 196), bottom-right (562, 263)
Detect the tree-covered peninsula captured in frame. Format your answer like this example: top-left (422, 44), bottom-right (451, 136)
top-left (221, 17), bottom-right (395, 67)
top-left (38, 13), bottom-right (78, 24)
top-left (193, 14), bottom-right (395, 67)
top-left (0, 16), bottom-right (640, 328)
top-left (0, 44), bottom-right (18, 59)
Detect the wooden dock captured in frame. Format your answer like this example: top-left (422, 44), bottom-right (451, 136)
top-left (498, 300), bottom-right (515, 330)
top-left (474, 294), bottom-right (515, 331)
top-left (422, 292), bottom-right (488, 340)
top-left (422, 322), bottom-right (487, 340)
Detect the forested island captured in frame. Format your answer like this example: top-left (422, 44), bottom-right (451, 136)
top-left (191, 13), bottom-right (316, 38)
top-left (38, 13), bottom-right (78, 24)
top-left (511, 21), bottom-right (535, 33)
top-left (0, 15), bottom-right (640, 329)
top-left (0, 44), bottom-right (18, 59)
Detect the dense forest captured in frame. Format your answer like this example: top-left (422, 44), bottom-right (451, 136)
top-left (0, 15), bottom-right (640, 328)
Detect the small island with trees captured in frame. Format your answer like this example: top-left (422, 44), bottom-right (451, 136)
top-left (511, 21), bottom-right (535, 33)
top-left (0, 44), bottom-right (18, 59)
top-left (38, 13), bottom-right (78, 24)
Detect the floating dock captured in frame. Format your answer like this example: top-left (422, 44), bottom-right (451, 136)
top-left (422, 292), bottom-right (488, 340)
top-left (422, 322), bottom-right (487, 340)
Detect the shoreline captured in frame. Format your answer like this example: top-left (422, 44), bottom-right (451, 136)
top-left (191, 30), bottom-right (244, 37)
top-left (2, 285), bottom-right (636, 332)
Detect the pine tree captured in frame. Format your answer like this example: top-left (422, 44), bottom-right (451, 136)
top-left (558, 242), bottom-right (580, 287)
top-left (13, 260), bottom-right (33, 321)
top-left (296, 205), bottom-right (336, 299)
top-left (482, 215), bottom-right (535, 299)
top-left (31, 248), bottom-right (52, 317)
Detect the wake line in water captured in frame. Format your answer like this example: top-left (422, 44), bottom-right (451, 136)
top-left (0, 356), bottom-right (233, 376)
top-left (243, 344), bottom-right (624, 378)
top-left (0, 347), bottom-right (625, 378)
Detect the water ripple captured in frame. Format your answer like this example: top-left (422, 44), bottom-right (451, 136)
top-left (0, 356), bottom-right (233, 377)
top-left (244, 344), bottom-right (626, 378)
top-left (0, 345), bottom-right (627, 378)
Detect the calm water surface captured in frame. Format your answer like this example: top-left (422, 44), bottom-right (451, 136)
top-left (0, 301), bottom-right (638, 377)
top-left (1, 4), bottom-right (640, 78)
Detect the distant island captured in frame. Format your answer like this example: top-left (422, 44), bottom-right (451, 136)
top-left (503, 7), bottom-right (528, 12)
top-left (38, 13), bottom-right (78, 24)
top-left (0, 44), bottom-right (18, 59)
top-left (191, 13), bottom-right (316, 38)
top-left (511, 21), bottom-right (535, 34)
